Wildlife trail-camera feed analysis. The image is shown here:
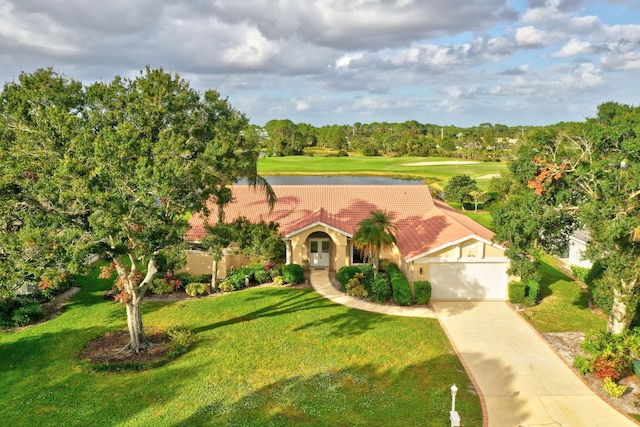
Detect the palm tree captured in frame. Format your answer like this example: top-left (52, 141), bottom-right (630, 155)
top-left (352, 210), bottom-right (398, 274)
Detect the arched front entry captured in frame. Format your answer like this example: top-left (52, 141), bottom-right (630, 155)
top-left (308, 231), bottom-right (331, 268)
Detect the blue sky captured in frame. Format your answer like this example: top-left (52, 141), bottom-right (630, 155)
top-left (0, 0), bottom-right (638, 128)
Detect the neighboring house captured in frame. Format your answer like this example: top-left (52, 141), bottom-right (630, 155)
top-left (186, 185), bottom-right (511, 301)
top-left (566, 229), bottom-right (593, 269)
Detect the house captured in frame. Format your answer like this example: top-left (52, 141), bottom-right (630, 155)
top-left (186, 185), bottom-right (511, 301)
top-left (566, 229), bottom-right (593, 269)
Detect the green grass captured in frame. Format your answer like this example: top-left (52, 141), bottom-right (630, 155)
top-left (259, 156), bottom-right (505, 190)
top-left (0, 269), bottom-right (481, 426)
top-left (520, 255), bottom-right (607, 333)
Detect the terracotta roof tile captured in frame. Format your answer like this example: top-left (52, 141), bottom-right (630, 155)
top-left (186, 185), bottom-right (496, 261)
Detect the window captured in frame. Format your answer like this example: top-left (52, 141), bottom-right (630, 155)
top-left (352, 245), bottom-right (366, 264)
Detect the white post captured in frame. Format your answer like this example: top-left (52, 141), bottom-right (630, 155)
top-left (450, 384), bottom-right (460, 427)
top-left (450, 384), bottom-right (457, 411)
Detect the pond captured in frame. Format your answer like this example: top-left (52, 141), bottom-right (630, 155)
top-left (242, 175), bottom-right (424, 185)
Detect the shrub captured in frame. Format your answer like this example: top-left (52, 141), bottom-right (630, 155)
top-left (584, 260), bottom-right (605, 286)
top-left (387, 263), bottom-right (412, 306)
top-left (336, 266), bottom-right (361, 290)
top-left (272, 276), bottom-right (284, 286)
top-left (590, 352), bottom-right (629, 381)
top-left (570, 265), bottom-right (590, 282)
top-left (253, 269), bottom-right (271, 284)
top-left (414, 281), bottom-right (432, 305)
top-left (370, 273), bottom-right (391, 303)
top-left (185, 282), bottom-right (207, 297)
top-left (523, 280), bottom-right (540, 306)
top-left (508, 282), bottom-right (526, 304)
top-left (174, 272), bottom-right (194, 286)
top-left (603, 377), bottom-right (627, 398)
top-left (150, 278), bottom-right (174, 295)
top-left (573, 355), bottom-right (592, 376)
top-left (11, 303), bottom-right (43, 327)
top-left (218, 280), bottom-right (235, 292)
top-left (358, 265), bottom-right (375, 294)
top-left (590, 276), bottom-right (614, 314)
top-left (282, 264), bottom-right (305, 284)
top-left (192, 274), bottom-right (212, 285)
top-left (337, 150), bottom-right (348, 157)
top-left (268, 266), bottom-right (282, 281)
top-left (167, 326), bottom-right (193, 356)
top-left (227, 268), bottom-right (252, 289)
top-left (345, 273), bottom-right (368, 297)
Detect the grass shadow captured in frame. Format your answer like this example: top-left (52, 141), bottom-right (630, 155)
top-left (173, 357), bottom-right (484, 426)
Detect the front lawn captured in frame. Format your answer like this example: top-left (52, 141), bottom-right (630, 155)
top-left (0, 268), bottom-right (481, 426)
top-left (520, 255), bottom-right (607, 333)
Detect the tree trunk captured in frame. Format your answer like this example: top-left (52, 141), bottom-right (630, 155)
top-left (126, 297), bottom-right (151, 351)
top-left (211, 257), bottom-right (219, 291)
top-left (607, 285), bottom-right (634, 334)
top-left (114, 255), bottom-right (158, 352)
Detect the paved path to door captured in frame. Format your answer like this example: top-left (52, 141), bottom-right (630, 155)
top-left (309, 269), bottom-right (435, 318)
top-left (432, 301), bottom-right (638, 427)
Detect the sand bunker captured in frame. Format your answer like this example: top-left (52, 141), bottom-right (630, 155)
top-left (404, 161), bottom-right (479, 166)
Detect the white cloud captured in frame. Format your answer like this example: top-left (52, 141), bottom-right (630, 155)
top-left (0, 0), bottom-right (637, 127)
top-left (514, 26), bottom-right (551, 48)
top-left (554, 38), bottom-right (595, 57)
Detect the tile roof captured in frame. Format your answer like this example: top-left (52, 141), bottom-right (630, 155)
top-left (186, 185), bottom-right (497, 260)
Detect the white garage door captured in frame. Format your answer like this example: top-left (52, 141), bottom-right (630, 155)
top-left (428, 262), bottom-right (507, 300)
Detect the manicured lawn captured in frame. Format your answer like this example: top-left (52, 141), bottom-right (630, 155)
top-left (520, 255), bottom-right (607, 333)
top-left (0, 268), bottom-right (481, 426)
top-left (259, 156), bottom-right (505, 189)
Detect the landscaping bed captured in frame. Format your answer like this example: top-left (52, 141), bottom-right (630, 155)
top-left (544, 331), bottom-right (640, 415)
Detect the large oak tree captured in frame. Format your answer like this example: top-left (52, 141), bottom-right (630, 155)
top-left (0, 67), bottom-right (274, 351)
top-left (493, 102), bottom-right (640, 333)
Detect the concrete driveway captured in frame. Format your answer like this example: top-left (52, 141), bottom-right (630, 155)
top-left (432, 301), bottom-right (638, 426)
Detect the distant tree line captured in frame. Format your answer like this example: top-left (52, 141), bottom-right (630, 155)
top-left (246, 119), bottom-right (583, 160)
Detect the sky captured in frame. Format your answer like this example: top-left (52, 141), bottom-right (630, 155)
top-left (0, 0), bottom-right (639, 128)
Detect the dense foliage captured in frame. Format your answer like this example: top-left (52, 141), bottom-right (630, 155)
top-left (413, 281), bottom-right (432, 305)
top-left (493, 102), bottom-right (640, 333)
top-left (254, 120), bottom-right (553, 160)
top-left (352, 210), bottom-right (397, 273)
top-left (282, 264), bottom-right (305, 284)
top-left (387, 263), bottom-right (412, 306)
top-left (0, 67), bottom-right (273, 349)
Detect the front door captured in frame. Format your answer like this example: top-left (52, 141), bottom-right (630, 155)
top-left (309, 238), bottom-right (331, 268)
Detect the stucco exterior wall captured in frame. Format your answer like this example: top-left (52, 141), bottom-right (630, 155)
top-left (287, 225), bottom-right (350, 270)
top-left (183, 250), bottom-right (249, 279)
top-left (406, 239), bottom-right (508, 285)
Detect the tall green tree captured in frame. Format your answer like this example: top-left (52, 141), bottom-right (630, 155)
top-left (352, 210), bottom-right (397, 273)
top-left (494, 102), bottom-right (640, 333)
top-left (0, 67), bottom-right (274, 351)
top-left (444, 175), bottom-right (479, 210)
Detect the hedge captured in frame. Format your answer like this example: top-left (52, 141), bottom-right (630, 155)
top-left (523, 280), bottom-right (540, 306)
top-left (387, 263), bottom-right (412, 306)
top-left (414, 281), bottom-right (432, 305)
top-left (509, 281), bottom-right (526, 304)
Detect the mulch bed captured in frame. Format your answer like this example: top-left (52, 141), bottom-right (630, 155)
top-left (544, 331), bottom-right (640, 414)
top-left (79, 330), bottom-right (170, 365)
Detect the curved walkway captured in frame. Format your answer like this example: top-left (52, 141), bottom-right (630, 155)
top-left (309, 269), bottom-right (435, 318)
top-left (309, 269), bottom-right (638, 427)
